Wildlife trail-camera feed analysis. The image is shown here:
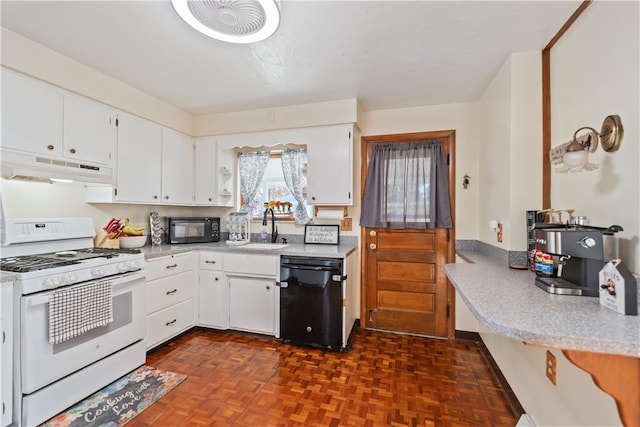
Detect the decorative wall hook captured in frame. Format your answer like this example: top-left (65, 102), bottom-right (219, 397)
top-left (462, 174), bottom-right (471, 189)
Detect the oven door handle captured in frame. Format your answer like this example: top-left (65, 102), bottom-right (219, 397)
top-left (280, 264), bottom-right (340, 272)
top-left (25, 271), bottom-right (144, 307)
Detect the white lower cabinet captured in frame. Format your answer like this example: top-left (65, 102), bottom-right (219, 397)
top-left (145, 252), bottom-right (195, 350)
top-left (228, 276), bottom-right (275, 335)
top-left (197, 252), bottom-right (227, 329)
top-left (224, 253), bottom-right (279, 337)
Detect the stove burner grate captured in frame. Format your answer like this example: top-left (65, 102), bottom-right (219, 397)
top-left (0, 247), bottom-right (142, 273)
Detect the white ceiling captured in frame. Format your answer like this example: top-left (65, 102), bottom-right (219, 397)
top-left (1, 1), bottom-right (581, 115)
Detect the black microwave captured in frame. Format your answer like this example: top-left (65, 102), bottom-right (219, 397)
top-left (166, 217), bottom-right (220, 244)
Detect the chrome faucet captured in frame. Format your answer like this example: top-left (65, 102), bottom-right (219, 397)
top-left (262, 208), bottom-right (278, 243)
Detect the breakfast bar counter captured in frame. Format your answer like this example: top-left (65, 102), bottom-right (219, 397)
top-left (445, 251), bottom-right (639, 356)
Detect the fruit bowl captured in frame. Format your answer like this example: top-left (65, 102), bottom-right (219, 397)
top-left (119, 235), bottom-right (148, 248)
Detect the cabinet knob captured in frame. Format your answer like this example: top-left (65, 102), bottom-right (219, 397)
top-left (214, 277), bottom-right (219, 281)
top-left (266, 285), bottom-right (271, 290)
top-left (306, 326), bottom-right (312, 332)
top-left (311, 196), bottom-right (316, 201)
top-left (47, 144), bottom-right (55, 150)
top-left (164, 196), bottom-right (169, 200)
top-left (69, 148), bottom-right (76, 154)
top-left (208, 198), bottom-right (212, 202)
top-left (369, 243), bottom-right (377, 250)
top-left (153, 195), bottom-right (158, 199)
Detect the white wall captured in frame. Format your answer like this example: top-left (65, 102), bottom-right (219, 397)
top-left (550, 0), bottom-right (639, 273)
top-left (477, 52), bottom-right (542, 251)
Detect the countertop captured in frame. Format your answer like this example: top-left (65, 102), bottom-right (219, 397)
top-left (139, 241), bottom-right (357, 260)
top-left (446, 251), bottom-right (640, 357)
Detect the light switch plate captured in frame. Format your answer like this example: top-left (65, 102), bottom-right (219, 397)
top-left (341, 218), bottom-right (352, 231)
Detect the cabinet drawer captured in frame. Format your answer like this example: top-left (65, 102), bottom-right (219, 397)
top-left (146, 271), bottom-right (194, 314)
top-left (145, 299), bottom-right (194, 350)
top-left (199, 252), bottom-right (223, 270)
top-left (145, 252), bottom-right (194, 281)
top-left (224, 253), bottom-right (278, 276)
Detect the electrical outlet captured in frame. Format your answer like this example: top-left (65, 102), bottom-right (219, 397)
top-left (497, 223), bottom-right (503, 242)
top-left (546, 350), bottom-right (557, 385)
top-left (341, 217), bottom-right (352, 231)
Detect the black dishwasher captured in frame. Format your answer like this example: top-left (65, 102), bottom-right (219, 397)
top-left (279, 256), bottom-right (344, 350)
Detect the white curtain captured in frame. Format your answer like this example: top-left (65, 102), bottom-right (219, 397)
top-left (281, 148), bottom-right (309, 224)
top-left (238, 151), bottom-right (270, 213)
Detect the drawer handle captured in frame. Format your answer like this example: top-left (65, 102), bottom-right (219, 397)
top-left (205, 260), bottom-right (216, 264)
top-left (166, 264), bottom-right (178, 269)
top-left (166, 289), bottom-right (177, 295)
top-left (166, 319), bottom-right (177, 326)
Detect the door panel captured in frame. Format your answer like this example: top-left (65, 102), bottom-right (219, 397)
top-left (365, 228), bottom-right (449, 337)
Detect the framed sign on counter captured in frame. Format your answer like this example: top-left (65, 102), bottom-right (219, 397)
top-left (304, 224), bottom-right (340, 245)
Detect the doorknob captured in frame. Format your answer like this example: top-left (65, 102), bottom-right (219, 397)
top-left (369, 230), bottom-right (377, 237)
top-left (369, 243), bottom-right (377, 250)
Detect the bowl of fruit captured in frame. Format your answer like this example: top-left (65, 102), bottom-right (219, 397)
top-left (118, 218), bottom-right (148, 248)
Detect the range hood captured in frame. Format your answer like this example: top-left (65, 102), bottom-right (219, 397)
top-left (1, 150), bottom-right (115, 185)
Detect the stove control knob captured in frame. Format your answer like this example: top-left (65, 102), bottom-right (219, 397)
top-left (579, 237), bottom-right (597, 249)
top-left (43, 276), bottom-right (63, 289)
top-left (117, 262), bottom-right (129, 273)
top-left (62, 273), bottom-right (77, 285)
top-left (91, 268), bottom-right (105, 278)
top-left (129, 261), bottom-right (142, 271)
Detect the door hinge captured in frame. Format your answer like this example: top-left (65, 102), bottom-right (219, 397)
top-left (446, 304), bottom-right (450, 318)
top-left (447, 154), bottom-right (450, 165)
top-left (348, 130), bottom-right (351, 139)
top-left (115, 117), bottom-right (119, 127)
top-left (446, 228), bottom-right (450, 241)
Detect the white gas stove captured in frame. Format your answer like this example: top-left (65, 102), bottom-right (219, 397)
top-left (1, 217), bottom-right (146, 427)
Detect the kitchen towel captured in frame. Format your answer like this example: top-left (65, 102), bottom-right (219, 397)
top-left (48, 281), bottom-right (114, 344)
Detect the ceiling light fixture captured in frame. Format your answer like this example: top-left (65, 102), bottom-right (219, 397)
top-left (171, 0), bottom-right (280, 44)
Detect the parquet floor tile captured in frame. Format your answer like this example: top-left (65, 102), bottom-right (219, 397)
top-left (130, 328), bottom-right (517, 426)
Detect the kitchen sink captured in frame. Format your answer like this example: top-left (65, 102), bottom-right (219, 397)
top-left (238, 243), bottom-right (289, 250)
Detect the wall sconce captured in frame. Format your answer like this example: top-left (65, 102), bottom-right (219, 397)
top-left (550, 115), bottom-right (624, 173)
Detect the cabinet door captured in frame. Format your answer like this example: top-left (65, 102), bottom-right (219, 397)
top-left (63, 94), bottom-right (117, 166)
top-left (228, 276), bottom-right (275, 335)
top-left (161, 128), bottom-right (194, 205)
top-left (194, 137), bottom-right (218, 205)
top-left (1, 69), bottom-right (63, 156)
top-left (116, 113), bottom-right (162, 203)
top-left (306, 124), bottom-right (353, 205)
top-left (198, 270), bottom-right (227, 328)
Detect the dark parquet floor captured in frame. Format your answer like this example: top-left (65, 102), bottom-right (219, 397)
top-left (131, 328), bottom-right (518, 427)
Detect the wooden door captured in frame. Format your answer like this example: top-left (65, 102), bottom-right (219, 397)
top-left (361, 131), bottom-right (455, 338)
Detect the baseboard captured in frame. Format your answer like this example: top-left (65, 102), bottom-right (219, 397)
top-left (455, 330), bottom-right (525, 420)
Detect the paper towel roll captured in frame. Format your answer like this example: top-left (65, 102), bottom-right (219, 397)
top-left (315, 208), bottom-right (345, 219)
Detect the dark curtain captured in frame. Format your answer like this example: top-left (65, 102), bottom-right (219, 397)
top-left (359, 140), bottom-right (452, 229)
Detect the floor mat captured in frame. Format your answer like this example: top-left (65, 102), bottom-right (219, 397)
top-left (41, 365), bottom-right (187, 427)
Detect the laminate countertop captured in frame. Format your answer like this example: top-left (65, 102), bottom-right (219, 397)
top-left (445, 251), bottom-right (640, 357)
top-left (139, 241), bottom-right (357, 260)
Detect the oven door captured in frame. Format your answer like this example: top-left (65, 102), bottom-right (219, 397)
top-left (20, 271), bottom-right (145, 394)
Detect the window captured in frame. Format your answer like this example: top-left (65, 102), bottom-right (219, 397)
top-left (238, 148), bottom-right (311, 224)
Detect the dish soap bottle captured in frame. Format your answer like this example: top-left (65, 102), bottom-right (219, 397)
top-left (260, 229), bottom-right (268, 243)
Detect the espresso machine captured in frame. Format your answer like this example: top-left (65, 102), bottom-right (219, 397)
top-left (532, 224), bottom-right (623, 296)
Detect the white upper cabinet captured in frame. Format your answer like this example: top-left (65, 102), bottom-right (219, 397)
top-left (194, 137), bottom-right (218, 205)
top-left (306, 124), bottom-right (354, 205)
top-left (1, 69), bottom-right (64, 156)
top-left (115, 112), bottom-right (163, 203)
top-left (63, 94), bottom-right (117, 166)
top-left (161, 128), bottom-right (194, 205)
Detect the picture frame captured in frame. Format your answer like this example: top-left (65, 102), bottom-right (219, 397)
top-left (304, 224), bottom-right (340, 245)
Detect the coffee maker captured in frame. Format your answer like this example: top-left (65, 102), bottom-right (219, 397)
top-left (533, 224), bottom-right (623, 296)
